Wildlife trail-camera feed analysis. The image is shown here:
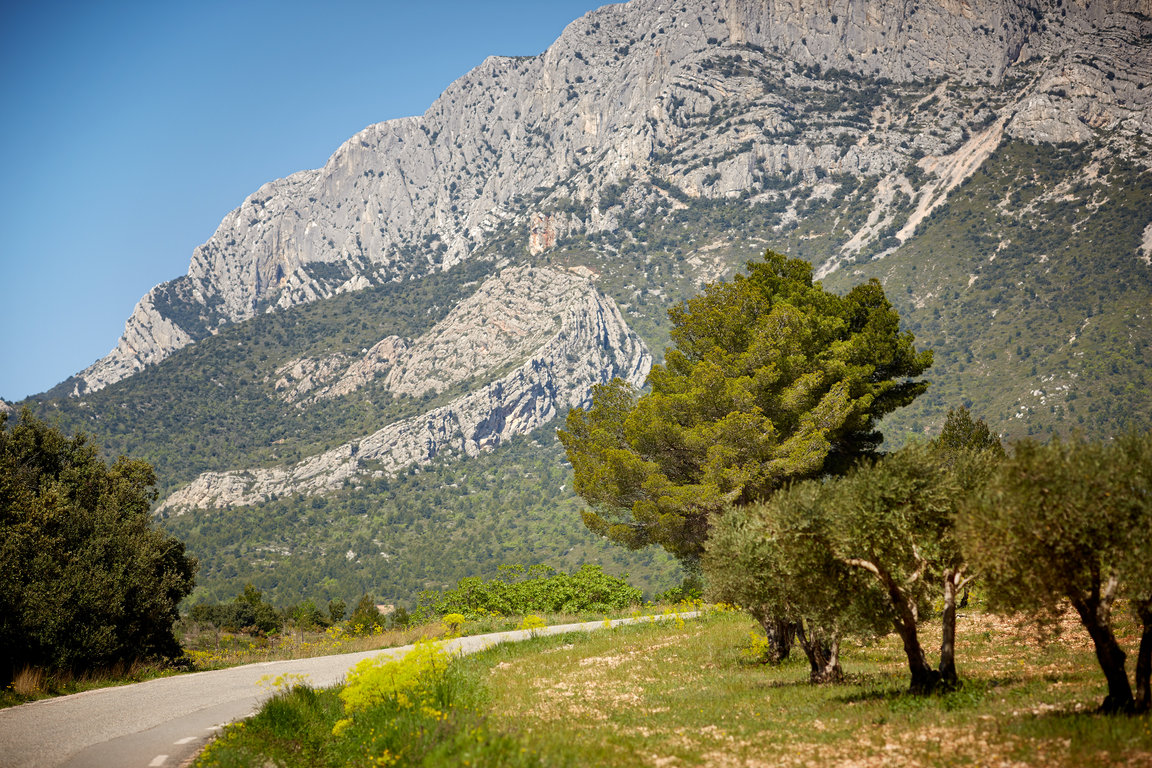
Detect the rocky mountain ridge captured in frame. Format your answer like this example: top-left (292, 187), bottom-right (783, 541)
top-left (72, 0), bottom-right (1152, 395)
top-left (157, 264), bottom-right (650, 511)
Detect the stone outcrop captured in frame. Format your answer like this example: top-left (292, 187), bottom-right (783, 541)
top-left (158, 265), bottom-right (650, 511)
top-left (0, 399), bottom-right (13, 416)
top-left (73, 0), bottom-right (1152, 394)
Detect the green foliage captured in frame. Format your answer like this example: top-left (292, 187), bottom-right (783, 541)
top-left (935, 406), bottom-right (1005, 459)
top-left (560, 250), bottom-right (932, 562)
top-left (190, 584), bottom-right (282, 635)
top-left (961, 433), bottom-right (1150, 616)
top-left (288, 599), bottom-right (328, 631)
top-left (345, 594), bottom-right (388, 636)
top-left (704, 481), bottom-right (889, 645)
top-left (0, 410), bottom-right (196, 683)
top-left (418, 564), bottom-right (642, 617)
top-left (654, 573), bottom-right (704, 604)
top-left (824, 445), bottom-right (959, 608)
top-left (959, 431), bottom-right (1152, 712)
top-left (162, 428), bottom-right (682, 609)
top-left (327, 599), bottom-right (347, 624)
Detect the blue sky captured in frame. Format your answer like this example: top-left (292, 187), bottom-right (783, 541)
top-left (0, 0), bottom-right (609, 402)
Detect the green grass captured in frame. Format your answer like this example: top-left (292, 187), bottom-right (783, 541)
top-left (195, 607), bottom-right (1152, 767)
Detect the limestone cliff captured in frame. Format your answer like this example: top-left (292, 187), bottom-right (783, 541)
top-left (157, 265), bottom-right (650, 511)
top-left (73, 0), bottom-right (1152, 394)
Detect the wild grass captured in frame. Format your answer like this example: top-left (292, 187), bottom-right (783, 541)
top-left (481, 609), bottom-right (1152, 767)
top-left (194, 605), bottom-right (1151, 767)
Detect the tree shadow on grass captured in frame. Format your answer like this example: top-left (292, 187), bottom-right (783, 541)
top-left (834, 675), bottom-right (1020, 713)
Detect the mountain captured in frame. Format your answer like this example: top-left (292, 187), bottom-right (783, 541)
top-left (26, 0), bottom-right (1152, 605)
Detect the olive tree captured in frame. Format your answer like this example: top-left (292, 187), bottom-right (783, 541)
top-left (816, 445), bottom-right (969, 692)
top-left (704, 481), bottom-right (889, 682)
top-left (932, 407), bottom-right (1005, 681)
top-left (960, 432), bottom-right (1152, 713)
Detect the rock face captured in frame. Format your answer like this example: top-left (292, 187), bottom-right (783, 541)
top-left (74, 0), bottom-right (1152, 394)
top-left (158, 265), bottom-right (650, 511)
top-left (0, 399), bottom-right (13, 416)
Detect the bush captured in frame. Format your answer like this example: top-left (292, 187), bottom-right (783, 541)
top-left (419, 564), bottom-right (642, 617)
top-left (190, 584), bottom-right (282, 635)
top-left (345, 594), bottom-right (388, 636)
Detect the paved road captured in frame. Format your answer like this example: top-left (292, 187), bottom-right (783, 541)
top-left (0, 613), bottom-right (693, 768)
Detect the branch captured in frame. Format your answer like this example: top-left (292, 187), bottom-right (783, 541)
top-left (905, 558), bottom-right (926, 587)
top-left (1102, 572), bottom-right (1120, 608)
top-left (844, 558), bottom-right (883, 579)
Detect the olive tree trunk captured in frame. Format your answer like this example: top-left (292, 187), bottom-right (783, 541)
top-left (749, 609), bottom-right (796, 664)
top-left (795, 622), bottom-right (843, 683)
top-left (939, 567), bottom-right (973, 688)
top-left (1071, 591), bottom-right (1133, 713)
top-left (1134, 598), bottom-right (1152, 714)
top-left (848, 557), bottom-right (940, 694)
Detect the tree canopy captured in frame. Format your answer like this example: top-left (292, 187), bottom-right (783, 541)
top-left (959, 431), bottom-right (1152, 713)
top-left (703, 407), bottom-right (1003, 692)
top-left (0, 410), bottom-right (196, 682)
top-left (559, 250), bottom-right (933, 562)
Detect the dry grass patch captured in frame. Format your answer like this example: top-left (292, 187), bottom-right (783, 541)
top-left (480, 608), bottom-right (1152, 767)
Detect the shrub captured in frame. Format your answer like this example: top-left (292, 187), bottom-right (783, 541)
top-left (338, 638), bottom-right (452, 717)
top-left (419, 564), bottom-right (642, 617)
top-left (442, 613), bottom-right (467, 635)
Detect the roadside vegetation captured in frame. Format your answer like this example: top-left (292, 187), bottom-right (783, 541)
top-left (0, 409), bottom-right (196, 704)
top-left (1, 555), bottom-right (663, 708)
top-left (176, 564), bottom-right (659, 673)
top-left (195, 606), bottom-right (1152, 768)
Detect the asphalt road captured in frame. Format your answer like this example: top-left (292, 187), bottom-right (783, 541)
top-left (0, 613), bottom-right (693, 768)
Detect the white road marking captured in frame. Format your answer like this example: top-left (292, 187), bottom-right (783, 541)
top-left (149, 756), bottom-right (168, 767)
top-left (175, 736), bottom-right (196, 744)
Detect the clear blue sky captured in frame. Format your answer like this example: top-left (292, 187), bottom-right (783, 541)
top-left (0, 0), bottom-right (609, 402)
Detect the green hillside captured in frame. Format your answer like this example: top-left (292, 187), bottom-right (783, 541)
top-left (160, 426), bottom-right (682, 607)
top-left (34, 259), bottom-right (494, 494)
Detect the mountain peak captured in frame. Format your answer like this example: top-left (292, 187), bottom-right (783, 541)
top-left (70, 0), bottom-right (1150, 396)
